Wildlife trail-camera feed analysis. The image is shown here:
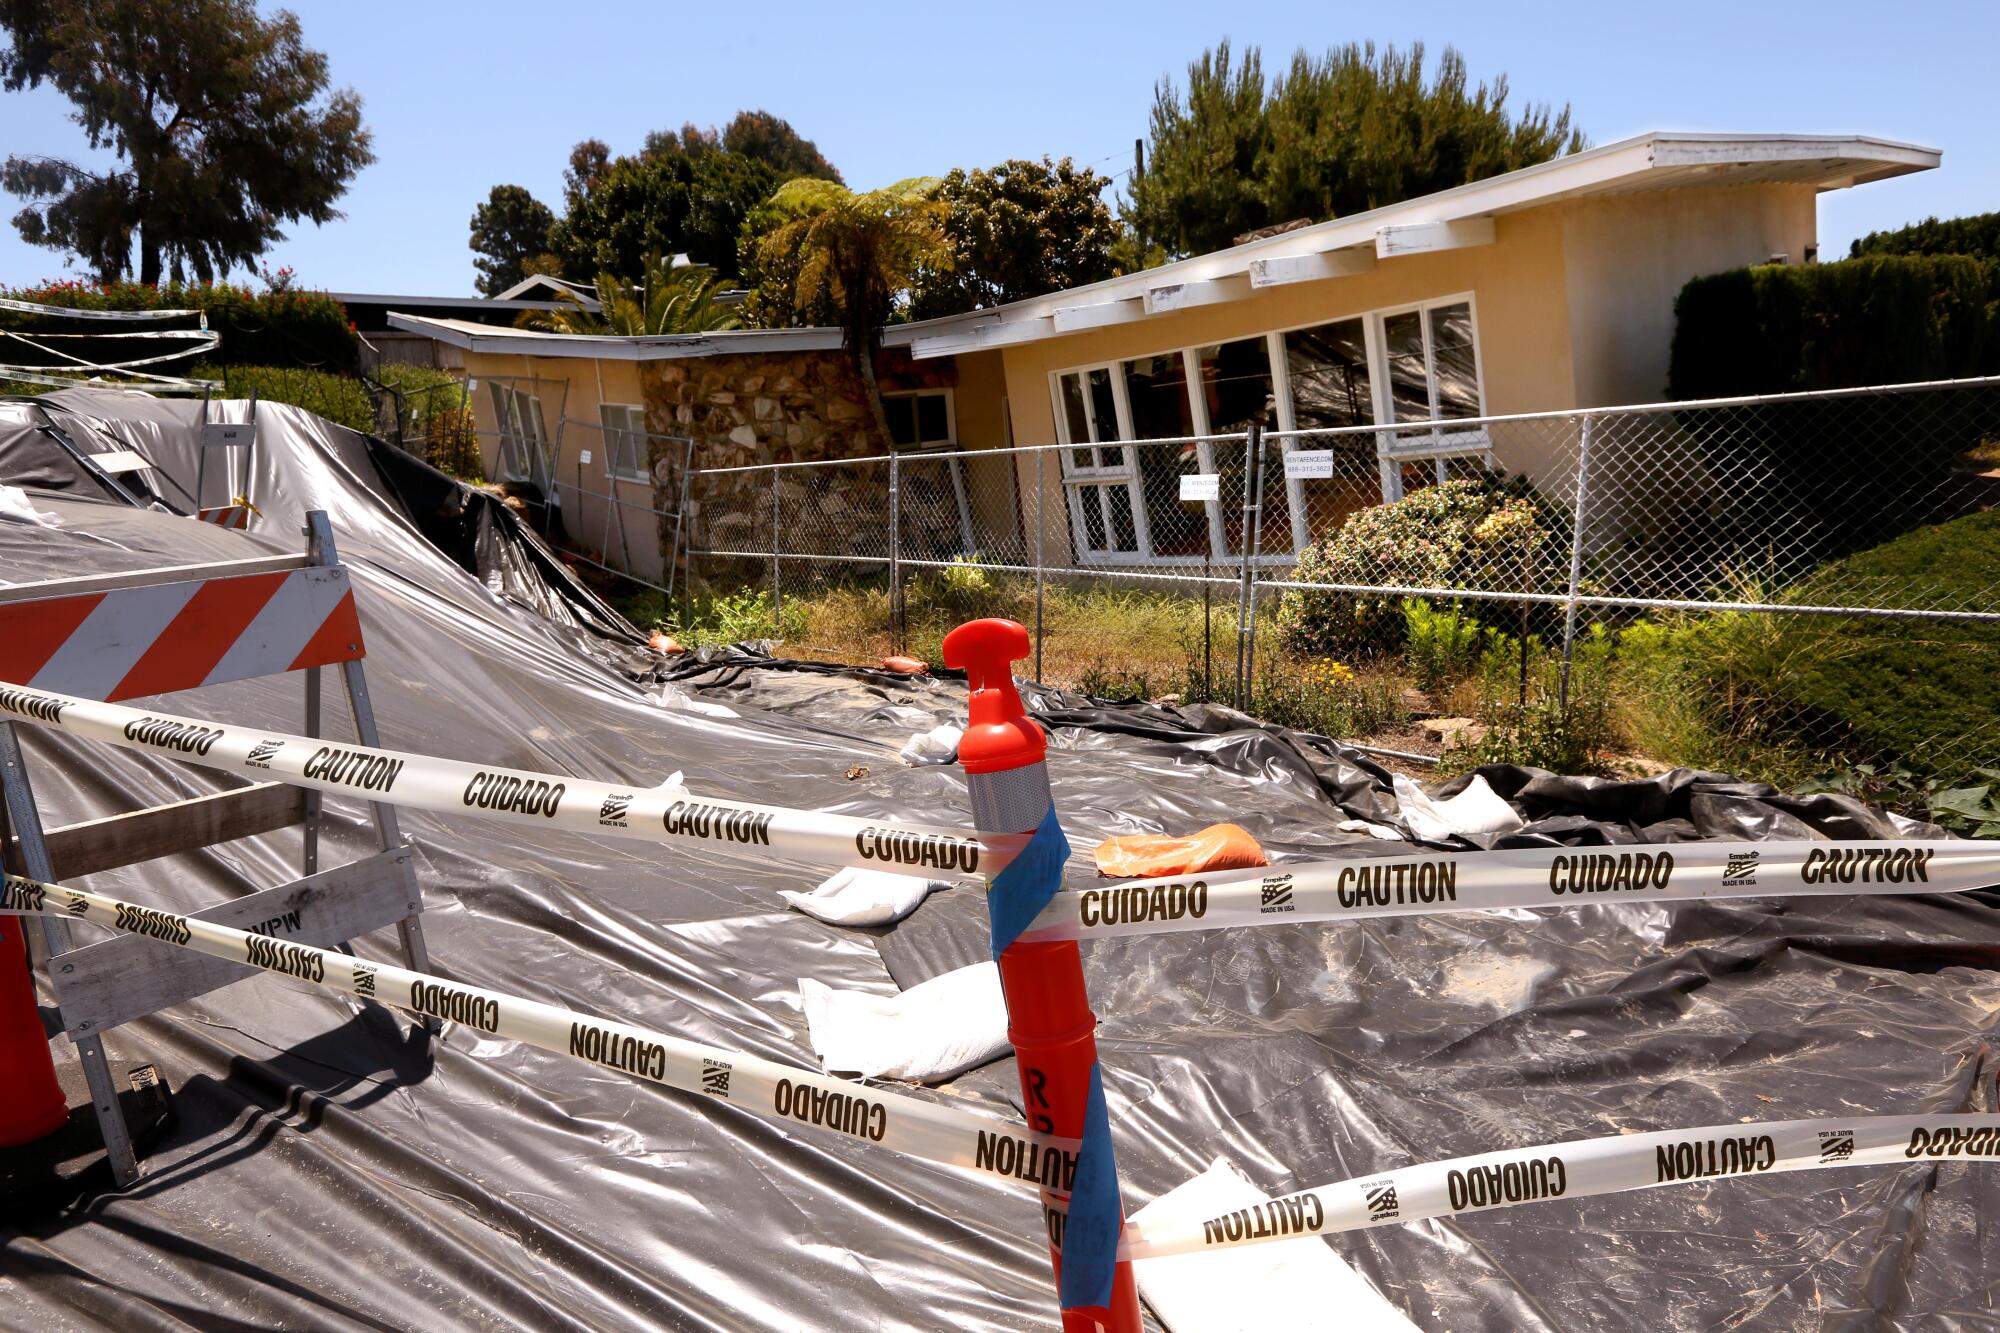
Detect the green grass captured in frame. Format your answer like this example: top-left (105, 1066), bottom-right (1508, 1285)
top-left (1769, 510), bottom-right (2000, 775)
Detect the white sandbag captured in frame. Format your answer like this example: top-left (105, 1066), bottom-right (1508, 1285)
top-left (899, 722), bottom-right (963, 766)
top-left (779, 865), bottom-right (946, 928)
top-left (0, 484), bottom-right (61, 528)
top-left (1130, 1157), bottom-right (1418, 1332)
top-left (798, 962), bottom-right (1009, 1083)
top-left (1392, 771), bottom-right (1524, 841)
top-left (1337, 818), bottom-right (1407, 841)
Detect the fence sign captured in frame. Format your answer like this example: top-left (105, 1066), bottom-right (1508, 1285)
top-left (578, 451), bottom-right (592, 466)
top-left (1283, 449), bottom-right (1334, 479)
top-left (1178, 473), bottom-right (1220, 502)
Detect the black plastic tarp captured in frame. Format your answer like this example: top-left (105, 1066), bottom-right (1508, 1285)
top-left (1, 394), bottom-right (1997, 1331)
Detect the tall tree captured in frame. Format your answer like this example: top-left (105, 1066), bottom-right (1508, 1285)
top-left (1850, 211), bottom-right (2000, 262)
top-left (644, 111), bottom-right (841, 182)
top-left (0, 0), bottom-right (373, 284)
top-left (549, 148), bottom-right (779, 283)
top-left (1126, 40), bottom-right (1269, 260)
top-left (721, 110), bottom-right (841, 183)
top-left (908, 157), bottom-right (1121, 320)
top-left (469, 184), bottom-right (558, 296)
top-left (756, 178), bottom-right (950, 446)
top-left (1127, 40), bottom-right (1584, 258)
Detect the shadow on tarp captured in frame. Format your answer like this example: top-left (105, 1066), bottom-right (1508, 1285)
top-left (4, 1002), bottom-right (432, 1227)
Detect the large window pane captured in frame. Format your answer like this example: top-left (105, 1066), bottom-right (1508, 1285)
top-left (885, 396), bottom-right (919, 447)
top-left (1198, 338), bottom-right (1287, 555)
top-left (1383, 310), bottom-right (1430, 424)
top-left (1430, 303), bottom-right (1480, 419)
top-left (1076, 486), bottom-right (1107, 550)
top-left (916, 393), bottom-right (949, 443)
top-left (1196, 336), bottom-right (1276, 435)
top-left (1085, 366), bottom-right (1121, 466)
top-left (1125, 353), bottom-right (1205, 556)
top-left (1103, 484), bottom-right (1138, 551)
top-left (1285, 318), bottom-right (1373, 434)
top-left (1058, 372), bottom-right (1092, 466)
top-left (1123, 353), bottom-right (1195, 440)
top-left (599, 404), bottom-right (647, 480)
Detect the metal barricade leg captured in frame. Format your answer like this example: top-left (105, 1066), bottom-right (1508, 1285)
top-left (305, 514), bottom-right (436, 1014)
top-left (0, 721), bottom-right (140, 1184)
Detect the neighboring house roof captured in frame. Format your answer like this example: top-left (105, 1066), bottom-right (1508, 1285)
top-left (492, 274), bottom-right (602, 302)
top-left (900, 130), bottom-right (1940, 359)
top-left (334, 291), bottom-right (596, 335)
top-left (385, 314), bottom-right (921, 361)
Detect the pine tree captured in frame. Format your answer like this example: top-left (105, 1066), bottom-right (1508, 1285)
top-left (1128, 40), bottom-right (1585, 259)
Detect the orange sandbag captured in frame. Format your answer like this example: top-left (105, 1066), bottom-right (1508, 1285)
top-left (881, 655), bottom-right (929, 675)
top-left (1092, 823), bottom-right (1269, 878)
top-left (649, 631), bottom-right (685, 655)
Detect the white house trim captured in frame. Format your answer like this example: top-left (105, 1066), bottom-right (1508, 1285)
top-left (1248, 250), bottom-right (1376, 288)
top-left (1374, 217), bottom-right (1497, 258)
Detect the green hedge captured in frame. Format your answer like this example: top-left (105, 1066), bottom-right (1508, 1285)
top-left (1668, 254), bottom-right (2000, 398)
top-left (1666, 255), bottom-right (2000, 560)
top-left (193, 364), bottom-right (375, 434)
top-left (0, 277), bottom-right (358, 373)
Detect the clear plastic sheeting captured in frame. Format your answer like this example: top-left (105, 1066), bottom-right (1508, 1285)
top-left (0, 395), bottom-right (1997, 1330)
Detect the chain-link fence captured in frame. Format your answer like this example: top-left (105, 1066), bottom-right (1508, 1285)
top-left (367, 374), bottom-right (481, 479)
top-left (536, 375), bottom-right (2000, 794)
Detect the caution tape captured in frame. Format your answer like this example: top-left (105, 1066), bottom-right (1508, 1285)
top-left (1119, 1110), bottom-right (2000, 1260)
top-left (0, 872), bottom-right (1084, 1196)
top-left (0, 684), bottom-right (1002, 879)
top-left (1020, 840), bottom-right (2000, 943)
top-left (0, 296), bottom-right (203, 320)
top-left (4, 687), bottom-right (1994, 939)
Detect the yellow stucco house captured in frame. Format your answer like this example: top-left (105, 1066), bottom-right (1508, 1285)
top-left (391, 131), bottom-right (1937, 581)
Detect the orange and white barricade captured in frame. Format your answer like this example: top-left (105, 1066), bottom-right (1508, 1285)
top-left (0, 510), bottom-right (429, 1185)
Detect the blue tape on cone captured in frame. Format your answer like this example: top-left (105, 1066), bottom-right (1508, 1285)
top-left (1058, 1064), bottom-right (1119, 1311)
top-left (984, 806), bottom-right (1121, 1312)
top-left (986, 805), bottom-right (1069, 959)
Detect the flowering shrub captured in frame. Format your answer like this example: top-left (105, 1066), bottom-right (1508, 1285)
top-left (0, 269), bottom-right (357, 372)
top-left (1274, 479), bottom-right (1544, 658)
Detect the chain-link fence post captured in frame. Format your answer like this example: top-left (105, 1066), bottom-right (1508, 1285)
top-left (769, 467), bottom-right (782, 627)
top-left (1033, 447), bottom-right (1046, 683)
top-left (887, 451), bottom-right (902, 655)
top-left (1243, 428), bottom-right (1268, 703)
top-left (1232, 423), bottom-right (1264, 710)
top-left (1557, 412), bottom-right (1597, 713)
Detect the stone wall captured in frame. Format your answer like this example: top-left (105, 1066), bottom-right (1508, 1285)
top-left (640, 349), bottom-right (966, 586)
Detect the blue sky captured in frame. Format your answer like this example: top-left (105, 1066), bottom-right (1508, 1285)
top-left (0, 0), bottom-right (1992, 294)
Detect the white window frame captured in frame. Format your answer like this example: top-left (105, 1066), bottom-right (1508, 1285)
top-left (597, 402), bottom-right (649, 483)
top-left (1367, 292), bottom-right (1493, 499)
top-left (490, 382), bottom-right (544, 484)
top-left (882, 387), bottom-right (958, 449)
top-left (1046, 292), bottom-right (1493, 562)
top-left (1049, 365), bottom-right (1154, 563)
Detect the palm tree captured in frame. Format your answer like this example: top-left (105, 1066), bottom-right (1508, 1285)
top-left (527, 253), bottom-right (742, 335)
top-left (757, 177), bottom-right (950, 449)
